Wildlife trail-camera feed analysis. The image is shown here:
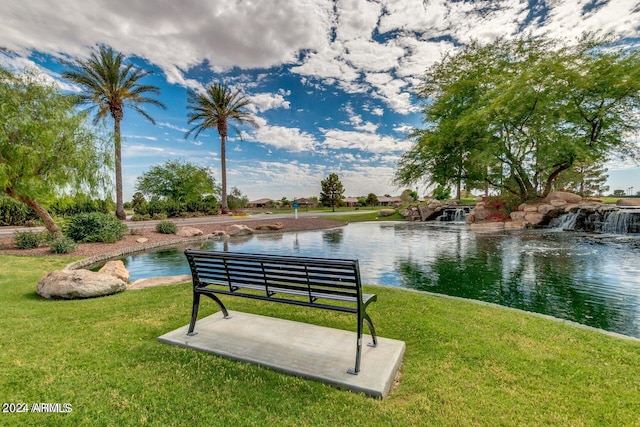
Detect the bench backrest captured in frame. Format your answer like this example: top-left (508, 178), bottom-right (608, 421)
top-left (184, 249), bottom-right (363, 310)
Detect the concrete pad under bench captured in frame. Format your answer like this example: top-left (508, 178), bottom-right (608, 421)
top-left (158, 311), bottom-right (405, 398)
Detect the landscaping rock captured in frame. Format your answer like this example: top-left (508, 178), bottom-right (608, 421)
top-left (208, 231), bottom-right (229, 239)
top-left (255, 222), bottom-right (284, 230)
top-left (176, 227), bottom-right (204, 237)
top-left (545, 191), bottom-right (582, 204)
top-left (136, 237), bottom-right (149, 243)
top-left (37, 269), bottom-right (127, 299)
top-left (504, 221), bottom-right (527, 230)
top-left (510, 211), bottom-right (527, 221)
top-left (536, 204), bottom-right (556, 215)
top-left (98, 260), bottom-right (130, 282)
top-left (470, 222), bottom-right (505, 231)
top-left (378, 209), bottom-right (396, 217)
top-left (227, 224), bottom-right (254, 236)
top-left (524, 212), bottom-right (545, 225)
top-left (617, 198), bottom-right (640, 206)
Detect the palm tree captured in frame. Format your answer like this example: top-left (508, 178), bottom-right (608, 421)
top-left (185, 83), bottom-right (257, 214)
top-left (62, 46), bottom-right (166, 220)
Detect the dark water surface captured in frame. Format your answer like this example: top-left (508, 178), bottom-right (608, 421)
top-left (120, 221), bottom-right (640, 338)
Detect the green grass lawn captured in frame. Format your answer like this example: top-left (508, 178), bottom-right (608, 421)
top-left (2, 255), bottom-right (640, 426)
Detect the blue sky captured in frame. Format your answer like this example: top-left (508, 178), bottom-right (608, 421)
top-left (2, 0), bottom-right (639, 202)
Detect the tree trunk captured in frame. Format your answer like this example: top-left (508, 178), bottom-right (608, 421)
top-left (220, 134), bottom-right (229, 214)
top-left (18, 195), bottom-right (61, 235)
top-left (114, 118), bottom-right (126, 220)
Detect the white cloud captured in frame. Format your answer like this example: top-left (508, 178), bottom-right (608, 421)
top-left (123, 134), bottom-right (158, 141)
top-left (321, 129), bottom-right (412, 154)
top-left (247, 92), bottom-right (291, 113)
top-left (159, 122), bottom-right (190, 133)
top-left (246, 125), bottom-right (318, 153)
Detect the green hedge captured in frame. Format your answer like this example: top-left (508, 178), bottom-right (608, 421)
top-left (65, 212), bottom-right (127, 243)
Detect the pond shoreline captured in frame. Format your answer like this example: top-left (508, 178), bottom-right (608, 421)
top-left (0, 216), bottom-right (347, 259)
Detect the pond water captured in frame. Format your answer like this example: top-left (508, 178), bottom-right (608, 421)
top-left (120, 221), bottom-right (640, 338)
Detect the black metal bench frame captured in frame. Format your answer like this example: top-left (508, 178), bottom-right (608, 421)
top-left (184, 249), bottom-right (378, 374)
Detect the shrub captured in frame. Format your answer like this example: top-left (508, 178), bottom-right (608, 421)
top-left (14, 230), bottom-right (43, 249)
top-left (49, 236), bottom-right (77, 254)
top-left (155, 220), bottom-right (177, 234)
top-left (0, 196), bottom-right (39, 226)
top-left (65, 212), bottom-right (127, 243)
top-left (130, 214), bottom-right (150, 221)
top-left (151, 212), bottom-right (167, 220)
top-left (49, 195), bottom-right (111, 217)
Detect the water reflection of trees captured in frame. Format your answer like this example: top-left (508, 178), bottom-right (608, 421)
top-left (397, 234), bottom-right (636, 337)
top-left (323, 229), bottom-right (344, 247)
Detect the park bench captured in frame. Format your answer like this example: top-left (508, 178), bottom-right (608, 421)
top-left (184, 249), bottom-right (378, 374)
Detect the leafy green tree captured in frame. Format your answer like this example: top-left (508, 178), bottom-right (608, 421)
top-left (62, 46), bottom-right (166, 220)
top-left (227, 186), bottom-right (249, 210)
top-left (0, 67), bottom-right (110, 234)
top-left (432, 185), bottom-right (451, 201)
top-left (365, 193), bottom-right (379, 207)
top-left (613, 189), bottom-right (625, 197)
top-left (396, 34), bottom-right (640, 203)
top-left (320, 173), bottom-right (345, 212)
top-left (401, 189), bottom-right (418, 205)
top-left (553, 163), bottom-right (609, 197)
top-left (135, 160), bottom-right (216, 203)
top-left (185, 83), bottom-right (258, 213)
top-left (131, 192), bottom-right (146, 209)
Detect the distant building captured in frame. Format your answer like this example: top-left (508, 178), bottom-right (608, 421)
top-left (342, 197), bottom-right (359, 207)
top-left (340, 195), bottom-right (403, 207)
top-left (378, 196), bottom-right (402, 207)
top-left (248, 198), bottom-right (272, 208)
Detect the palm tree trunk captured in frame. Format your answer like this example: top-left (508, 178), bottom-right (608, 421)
top-left (114, 118), bottom-right (126, 220)
top-left (220, 134), bottom-right (229, 214)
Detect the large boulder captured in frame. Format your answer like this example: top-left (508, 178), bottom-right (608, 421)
top-left (617, 198), bottom-right (640, 206)
top-left (227, 224), bottom-right (254, 236)
top-left (37, 270), bottom-right (128, 299)
top-left (176, 227), bottom-right (204, 237)
top-left (378, 209), bottom-right (396, 217)
top-left (98, 260), bottom-right (130, 282)
top-left (544, 191), bottom-right (582, 204)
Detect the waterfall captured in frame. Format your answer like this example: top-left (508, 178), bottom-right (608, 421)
top-left (551, 208), bottom-right (640, 234)
top-left (550, 210), bottom-right (581, 231)
top-left (453, 208), bottom-right (467, 222)
top-left (435, 207), bottom-right (470, 222)
top-left (598, 210), bottom-right (640, 234)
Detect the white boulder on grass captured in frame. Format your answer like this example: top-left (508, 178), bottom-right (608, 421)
top-left (37, 270), bottom-right (128, 299)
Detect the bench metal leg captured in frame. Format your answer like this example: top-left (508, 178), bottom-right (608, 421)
top-left (203, 293), bottom-right (230, 319)
top-left (187, 292), bottom-right (230, 337)
top-left (364, 312), bottom-right (378, 347)
top-left (348, 311), bottom-right (378, 375)
top-left (348, 312), bottom-right (366, 375)
top-left (187, 292), bottom-right (201, 336)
